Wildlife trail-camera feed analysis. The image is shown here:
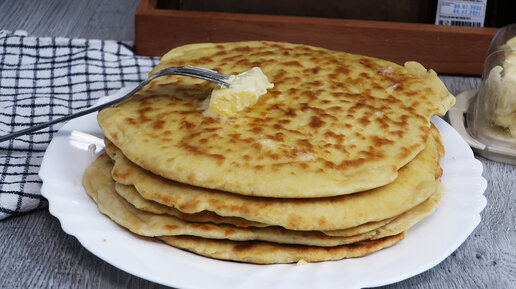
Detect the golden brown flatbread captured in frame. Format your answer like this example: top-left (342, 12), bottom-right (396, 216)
top-left (97, 41), bottom-right (454, 198)
top-left (113, 164), bottom-right (442, 239)
top-left (114, 182), bottom-right (266, 228)
top-left (322, 218), bottom-right (396, 237)
top-left (104, 124), bottom-right (443, 231)
top-left (158, 233), bottom-right (406, 264)
top-left (83, 153), bottom-right (440, 249)
top-left (82, 154), bottom-right (381, 247)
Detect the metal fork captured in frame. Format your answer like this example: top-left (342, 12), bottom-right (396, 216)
top-left (0, 66), bottom-right (230, 142)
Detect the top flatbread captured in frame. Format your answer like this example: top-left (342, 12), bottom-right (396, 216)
top-left (98, 41), bottom-right (454, 198)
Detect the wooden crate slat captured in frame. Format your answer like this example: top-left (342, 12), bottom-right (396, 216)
top-left (135, 0), bottom-right (498, 75)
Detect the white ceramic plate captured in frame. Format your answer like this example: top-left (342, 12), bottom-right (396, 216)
top-left (40, 87), bottom-right (487, 289)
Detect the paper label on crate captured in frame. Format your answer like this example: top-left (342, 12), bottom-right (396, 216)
top-left (435, 0), bottom-right (487, 27)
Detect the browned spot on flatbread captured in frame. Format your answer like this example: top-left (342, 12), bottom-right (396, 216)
top-left (164, 224), bottom-right (179, 231)
top-left (153, 120), bottom-right (165, 130)
top-left (309, 116), bottom-right (325, 129)
top-left (233, 241), bottom-right (260, 252)
top-left (371, 136), bottom-right (394, 146)
top-left (124, 117), bottom-right (137, 125)
top-left (112, 168), bottom-right (130, 180)
top-left (283, 61), bottom-right (304, 68)
top-left (190, 223), bottom-right (215, 232)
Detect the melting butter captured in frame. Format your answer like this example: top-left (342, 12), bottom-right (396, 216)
top-left (204, 67), bottom-right (274, 116)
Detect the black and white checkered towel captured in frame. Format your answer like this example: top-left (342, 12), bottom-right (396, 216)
top-left (0, 30), bottom-right (159, 219)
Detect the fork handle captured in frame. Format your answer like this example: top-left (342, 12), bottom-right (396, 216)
top-left (0, 65), bottom-right (229, 143)
top-left (0, 84), bottom-right (144, 143)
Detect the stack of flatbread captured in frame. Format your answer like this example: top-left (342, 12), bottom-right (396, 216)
top-left (83, 41), bottom-right (455, 264)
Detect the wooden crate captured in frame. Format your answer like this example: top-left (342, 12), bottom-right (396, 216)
top-left (135, 0), bottom-right (499, 75)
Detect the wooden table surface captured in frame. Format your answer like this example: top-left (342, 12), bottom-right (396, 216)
top-left (0, 1), bottom-right (514, 288)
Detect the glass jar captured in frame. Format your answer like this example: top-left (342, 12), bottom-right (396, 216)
top-left (465, 23), bottom-right (516, 163)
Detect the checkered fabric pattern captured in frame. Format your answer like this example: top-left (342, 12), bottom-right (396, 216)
top-left (0, 30), bottom-right (159, 219)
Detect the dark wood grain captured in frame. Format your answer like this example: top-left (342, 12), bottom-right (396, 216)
top-left (156, 0), bottom-right (438, 23)
top-left (0, 1), bottom-right (515, 289)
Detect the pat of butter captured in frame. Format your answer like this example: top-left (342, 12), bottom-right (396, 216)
top-left (205, 67), bottom-right (274, 116)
